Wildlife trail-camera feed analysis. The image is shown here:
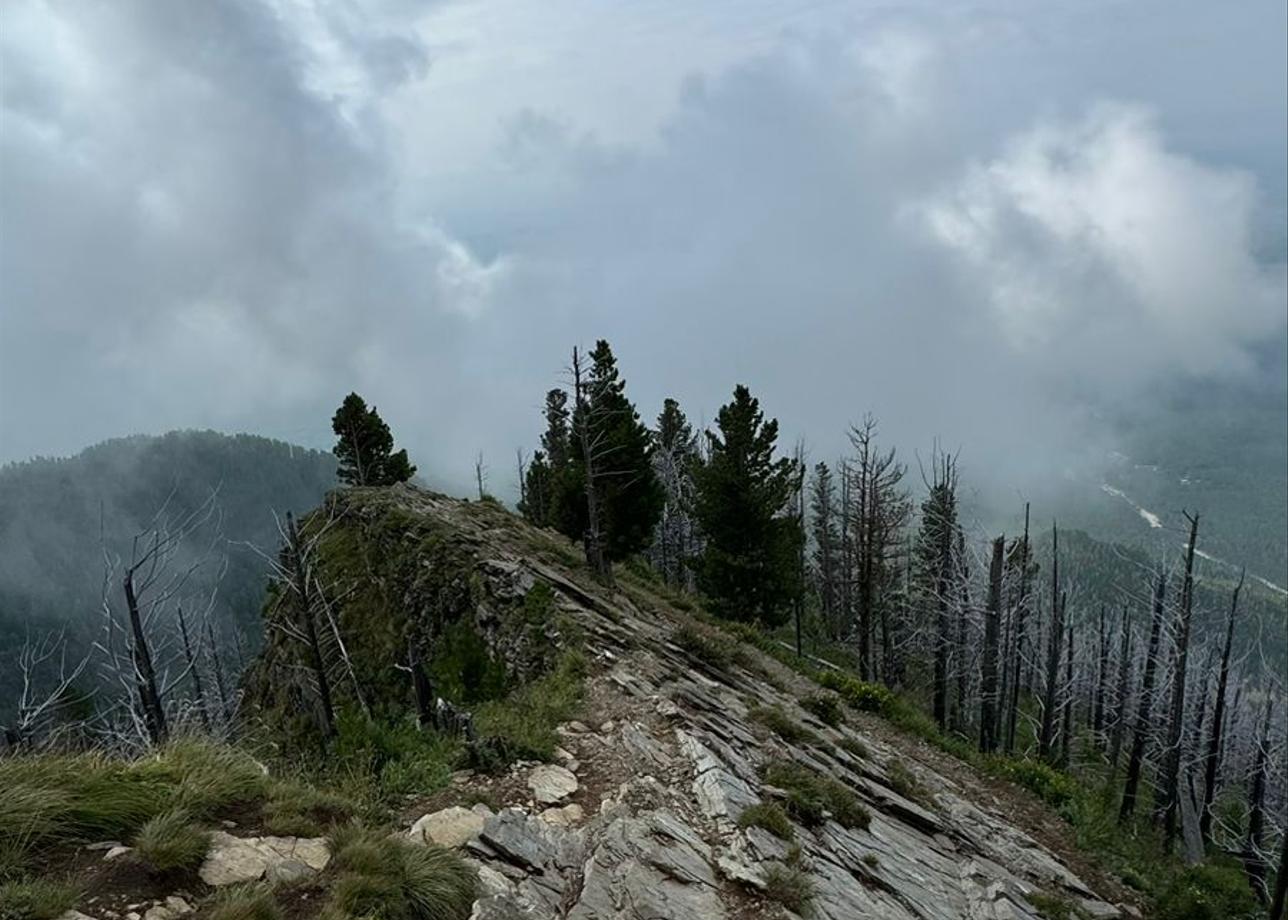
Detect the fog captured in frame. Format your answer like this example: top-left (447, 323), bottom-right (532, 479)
top-left (2, 0), bottom-right (1285, 505)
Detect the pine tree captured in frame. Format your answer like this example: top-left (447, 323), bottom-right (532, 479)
top-left (694, 385), bottom-right (800, 626)
top-left (331, 393), bottom-right (415, 487)
top-left (520, 389), bottom-right (575, 528)
top-left (567, 341), bottom-right (664, 563)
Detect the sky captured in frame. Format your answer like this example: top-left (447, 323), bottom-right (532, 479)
top-left (2, 0), bottom-right (1285, 501)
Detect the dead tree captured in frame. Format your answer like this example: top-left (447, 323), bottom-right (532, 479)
top-left (1200, 569), bottom-right (1244, 845)
top-left (3, 628), bottom-right (91, 749)
top-left (1161, 512), bottom-right (1200, 851)
top-left (1004, 504), bottom-right (1032, 753)
top-left (979, 536), bottom-right (1005, 753)
top-left (1108, 607), bottom-right (1132, 770)
top-left (1243, 697), bottom-right (1275, 903)
top-left (571, 346), bottom-right (611, 582)
top-left (475, 452), bottom-right (488, 500)
top-left (1038, 522), bottom-right (1063, 762)
top-left (1059, 616), bottom-right (1074, 767)
top-left (1093, 605), bottom-right (1110, 743)
top-left (175, 605), bottom-right (211, 733)
top-left (1270, 828), bottom-right (1287, 920)
top-left (1120, 569), bottom-right (1167, 822)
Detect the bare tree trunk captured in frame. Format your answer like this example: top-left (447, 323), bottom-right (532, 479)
top-left (1200, 569), bottom-right (1243, 845)
top-left (1108, 607), bottom-right (1132, 770)
top-left (1059, 615), bottom-right (1073, 768)
top-left (1005, 504), bottom-right (1030, 753)
top-left (176, 605), bottom-right (211, 733)
top-left (123, 568), bottom-right (168, 745)
top-left (1269, 827), bottom-right (1287, 920)
top-left (1162, 512), bottom-right (1200, 851)
top-left (1120, 570), bottom-right (1167, 822)
top-left (205, 617), bottom-right (231, 721)
top-left (572, 347), bottom-right (611, 583)
top-left (1093, 605), bottom-right (1109, 743)
top-left (1039, 522), bottom-right (1062, 761)
top-left (1243, 698), bottom-right (1274, 904)
top-left (979, 536), bottom-right (1004, 753)
top-left (286, 512), bottom-right (336, 738)
top-left (953, 528), bottom-right (970, 736)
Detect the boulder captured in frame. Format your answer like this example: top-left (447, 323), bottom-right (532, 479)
top-left (527, 764), bottom-right (578, 804)
top-left (198, 831), bottom-right (330, 886)
top-left (410, 806), bottom-right (487, 848)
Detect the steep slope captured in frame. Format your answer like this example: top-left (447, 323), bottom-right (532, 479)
top-left (245, 485), bottom-right (1132, 920)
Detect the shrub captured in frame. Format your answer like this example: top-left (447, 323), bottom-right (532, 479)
top-left (762, 863), bottom-right (814, 913)
top-left (736, 803), bottom-right (795, 841)
top-left (989, 758), bottom-right (1078, 810)
top-left (474, 649), bottom-right (586, 763)
top-left (672, 624), bottom-right (738, 670)
top-left (0, 878), bottom-right (77, 920)
top-left (762, 760), bottom-right (870, 830)
top-left (325, 822), bottom-right (477, 920)
top-left (1153, 864), bottom-right (1259, 920)
top-left (800, 692), bottom-right (843, 727)
top-left (133, 809), bottom-right (211, 873)
top-left (749, 706), bottom-right (820, 745)
top-left (207, 884), bottom-right (283, 920)
top-left (1026, 890), bottom-right (1087, 920)
top-left (816, 671), bottom-right (894, 714)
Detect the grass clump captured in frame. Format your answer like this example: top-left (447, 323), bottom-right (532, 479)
top-left (133, 808), bottom-right (211, 873)
top-left (1027, 890), bottom-right (1090, 920)
top-left (1153, 864), bottom-right (1260, 920)
top-left (885, 761), bottom-right (927, 803)
top-left (0, 878), bottom-right (77, 920)
top-left (838, 737), bottom-right (869, 760)
top-left (816, 671), bottom-right (894, 714)
top-left (988, 757), bottom-right (1077, 810)
top-left (672, 624), bottom-right (741, 670)
top-left (324, 822), bottom-right (477, 920)
top-left (762, 759), bottom-right (870, 830)
top-left (474, 649), bottom-right (586, 764)
top-left (261, 780), bottom-right (358, 837)
top-left (800, 692), bottom-right (843, 727)
top-left (762, 862), bottom-right (814, 914)
top-left (748, 705), bottom-right (820, 745)
top-left (207, 884), bottom-right (283, 920)
top-left (736, 803), bottom-right (795, 842)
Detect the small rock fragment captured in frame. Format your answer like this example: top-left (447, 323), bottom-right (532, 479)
top-left (527, 764), bottom-right (579, 804)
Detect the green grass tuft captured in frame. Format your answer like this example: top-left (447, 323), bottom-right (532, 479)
top-left (816, 671), bottom-right (895, 714)
top-left (133, 808), bottom-right (211, 873)
top-left (206, 884), bottom-right (283, 920)
top-left (736, 803), bottom-right (796, 841)
top-left (325, 822), bottom-right (477, 920)
top-left (838, 736), bottom-right (869, 760)
top-left (800, 692), bottom-right (844, 727)
top-left (762, 759), bottom-right (870, 830)
top-left (1153, 864), bottom-right (1260, 920)
top-left (748, 705), bottom-right (820, 745)
top-left (0, 878), bottom-right (77, 920)
top-left (474, 649), bottom-right (586, 764)
top-left (885, 761), bottom-right (928, 804)
top-left (762, 862), bottom-right (814, 913)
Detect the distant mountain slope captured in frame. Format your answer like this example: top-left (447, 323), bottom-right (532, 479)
top-left (0, 431), bottom-right (336, 711)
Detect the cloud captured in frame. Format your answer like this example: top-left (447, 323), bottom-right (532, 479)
top-left (920, 104), bottom-right (1287, 384)
top-left (0, 0), bottom-right (1284, 505)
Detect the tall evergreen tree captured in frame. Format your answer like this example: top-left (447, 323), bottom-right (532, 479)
top-left (567, 341), bottom-right (664, 562)
top-left (331, 393), bottom-right (415, 487)
top-left (694, 385), bottom-right (800, 626)
top-left (520, 389), bottom-right (576, 529)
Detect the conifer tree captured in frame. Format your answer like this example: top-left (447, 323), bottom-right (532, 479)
top-left (567, 341), bottom-right (664, 562)
top-left (520, 389), bottom-right (575, 528)
top-left (915, 451), bottom-right (958, 730)
top-left (694, 385), bottom-right (800, 625)
top-left (331, 392), bottom-right (415, 486)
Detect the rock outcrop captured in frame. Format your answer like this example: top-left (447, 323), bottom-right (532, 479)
top-left (381, 486), bottom-right (1131, 920)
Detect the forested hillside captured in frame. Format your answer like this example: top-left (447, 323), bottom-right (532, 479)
top-left (0, 431), bottom-right (335, 715)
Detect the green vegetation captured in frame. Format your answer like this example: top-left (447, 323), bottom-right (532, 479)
top-left (736, 802), bottom-right (796, 841)
top-left (884, 761), bottom-right (927, 804)
top-left (133, 809), bottom-right (211, 873)
top-left (331, 392), bottom-right (416, 486)
top-left (838, 737), bottom-right (869, 760)
top-left (800, 691), bottom-right (843, 726)
top-left (988, 757), bottom-right (1078, 809)
top-left (762, 862), bottom-right (814, 913)
top-left (672, 623), bottom-right (741, 670)
top-left (206, 884), bottom-right (283, 920)
top-left (474, 649), bottom-right (586, 763)
top-left (748, 705), bottom-right (820, 745)
top-left (1027, 890), bottom-right (1090, 920)
top-left (816, 670), bottom-right (894, 714)
top-left (0, 878), bottom-right (77, 920)
top-left (323, 822), bottom-right (477, 920)
top-left (261, 780), bottom-right (358, 837)
top-left (762, 759), bottom-right (870, 830)
top-left (1153, 864), bottom-right (1260, 920)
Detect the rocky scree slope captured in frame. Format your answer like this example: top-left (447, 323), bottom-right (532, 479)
top-left (255, 486), bottom-right (1131, 920)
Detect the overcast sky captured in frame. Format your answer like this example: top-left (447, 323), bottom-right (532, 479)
top-left (2, 0), bottom-right (1285, 498)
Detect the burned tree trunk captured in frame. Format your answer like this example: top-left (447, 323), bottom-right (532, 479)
top-left (1004, 504), bottom-right (1031, 753)
top-left (1038, 522), bottom-right (1062, 762)
top-left (1093, 605), bottom-right (1109, 743)
top-left (980, 536), bottom-right (1004, 753)
top-left (285, 512), bottom-right (336, 738)
top-left (1120, 570), bottom-right (1166, 822)
top-left (1161, 512), bottom-right (1200, 852)
top-left (1200, 569), bottom-right (1243, 845)
top-left (1059, 615), bottom-right (1073, 767)
top-left (176, 605), bottom-right (210, 733)
top-left (1108, 607), bottom-right (1132, 770)
top-left (123, 567), bottom-right (168, 745)
top-left (1243, 697), bottom-right (1275, 904)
